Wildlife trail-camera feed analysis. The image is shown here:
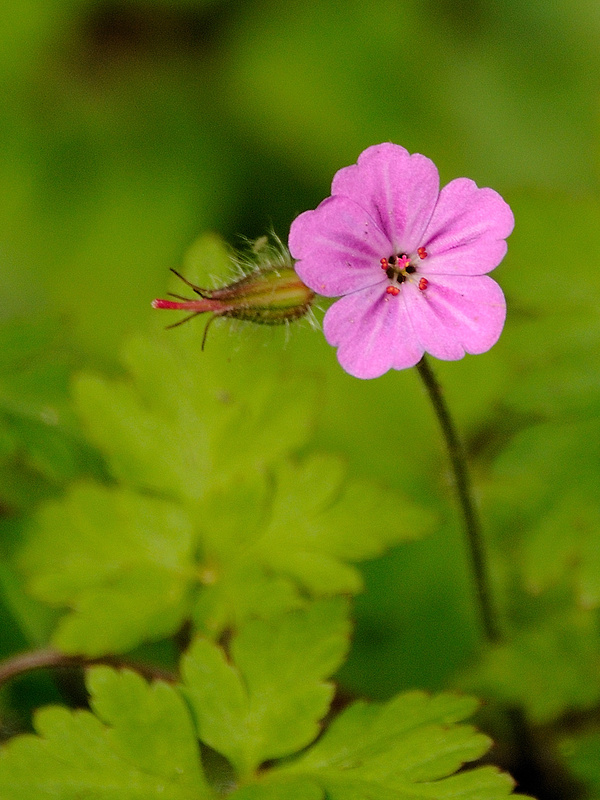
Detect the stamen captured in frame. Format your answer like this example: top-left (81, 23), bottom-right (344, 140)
top-left (386, 266), bottom-right (395, 279)
top-left (419, 278), bottom-right (429, 291)
top-left (386, 285), bottom-right (400, 296)
top-left (388, 255), bottom-right (397, 265)
top-left (405, 265), bottom-right (416, 274)
top-left (380, 257), bottom-right (389, 270)
top-left (417, 247), bottom-right (428, 259)
top-left (396, 274), bottom-right (405, 284)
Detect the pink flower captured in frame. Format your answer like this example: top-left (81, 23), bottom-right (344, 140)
top-left (289, 143), bottom-right (514, 379)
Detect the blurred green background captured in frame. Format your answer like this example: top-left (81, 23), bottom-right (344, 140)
top-left (3, 0), bottom-right (599, 358)
top-left (2, 0), bottom-right (600, 740)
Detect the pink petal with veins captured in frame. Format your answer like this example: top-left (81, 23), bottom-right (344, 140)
top-left (422, 179), bottom-right (514, 275)
top-left (332, 143), bottom-right (440, 254)
top-left (290, 196), bottom-right (390, 297)
top-left (323, 284), bottom-right (424, 379)
top-left (406, 274), bottom-right (506, 359)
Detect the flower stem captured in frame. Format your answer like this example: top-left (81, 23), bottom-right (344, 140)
top-left (415, 355), bottom-right (502, 644)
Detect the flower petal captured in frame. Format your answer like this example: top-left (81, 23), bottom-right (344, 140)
top-left (422, 178), bottom-right (514, 276)
top-left (331, 143), bottom-right (440, 254)
top-left (289, 195), bottom-right (390, 296)
top-left (323, 284), bottom-right (424, 379)
top-left (406, 274), bottom-right (506, 360)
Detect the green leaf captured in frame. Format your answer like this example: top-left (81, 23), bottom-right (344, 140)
top-left (230, 780), bottom-right (323, 800)
top-left (0, 667), bottom-right (212, 799)
top-left (0, 558), bottom-right (58, 648)
top-left (192, 456), bottom-right (436, 637)
top-left (499, 194), bottom-right (600, 421)
top-left (257, 455), bottom-right (436, 595)
top-left (561, 732), bottom-right (600, 800)
top-left (489, 419), bottom-right (600, 608)
top-left (21, 483), bottom-right (196, 655)
top-left (521, 490), bottom-right (600, 608)
top-left (73, 326), bottom-right (318, 504)
top-left (0, 316), bottom-right (100, 499)
top-left (261, 691), bottom-right (519, 799)
top-left (190, 469), bottom-right (304, 637)
top-left (0, 515), bottom-right (60, 651)
top-left (181, 599), bottom-right (351, 778)
top-left (502, 309), bottom-right (600, 421)
top-left (192, 561), bottom-right (306, 640)
top-left (459, 609), bottom-right (600, 724)
top-left (20, 448), bottom-right (433, 653)
top-left (465, 416), bottom-right (600, 725)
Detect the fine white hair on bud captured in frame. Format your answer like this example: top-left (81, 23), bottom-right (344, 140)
top-left (152, 233), bottom-right (315, 349)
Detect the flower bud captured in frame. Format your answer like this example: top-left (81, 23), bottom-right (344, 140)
top-left (203, 266), bottom-right (315, 323)
top-left (152, 237), bottom-right (315, 347)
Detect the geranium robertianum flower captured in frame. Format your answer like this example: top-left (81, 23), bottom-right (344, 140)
top-left (289, 143), bottom-right (514, 379)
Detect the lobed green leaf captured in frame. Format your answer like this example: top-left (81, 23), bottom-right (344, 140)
top-left (459, 609), bottom-right (600, 724)
top-left (0, 316), bottom-right (100, 505)
top-left (73, 329), bottom-right (318, 505)
top-left (193, 456), bottom-right (436, 636)
top-left (0, 616), bottom-right (522, 800)
top-left (253, 691), bottom-right (520, 799)
top-left (21, 484), bottom-right (196, 655)
top-left (230, 780), bottom-right (323, 800)
top-left (258, 455), bottom-right (435, 595)
top-left (0, 667), bottom-right (211, 800)
top-left (561, 732), bottom-right (600, 800)
top-left (489, 419), bottom-right (600, 608)
top-left (181, 599), bottom-right (351, 778)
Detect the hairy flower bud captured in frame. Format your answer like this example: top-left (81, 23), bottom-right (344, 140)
top-left (152, 237), bottom-right (315, 348)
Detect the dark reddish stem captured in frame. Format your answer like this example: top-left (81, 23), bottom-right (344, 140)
top-left (416, 355), bottom-right (502, 644)
top-left (0, 648), bottom-right (177, 689)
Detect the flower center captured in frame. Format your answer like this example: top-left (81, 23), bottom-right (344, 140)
top-left (380, 247), bottom-right (428, 296)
